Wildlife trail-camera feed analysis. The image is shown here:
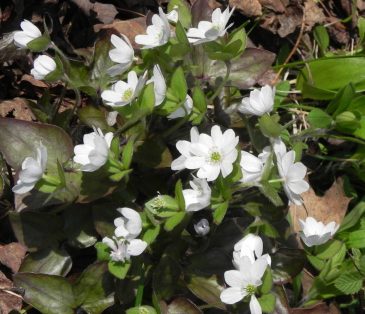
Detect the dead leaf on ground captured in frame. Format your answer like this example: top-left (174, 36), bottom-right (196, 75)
top-left (229, 0), bottom-right (262, 16)
top-left (0, 271), bottom-right (22, 314)
top-left (304, 0), bottom-right (326, 31)
top-left (21, 74), bottom-right (48, 88)
top-left (0, 98), bottom-right (35, 121)
top-left (167, 297), bottom-right (202, 313)
top-left (289, 177), bottom-right (351, 234)
top-left (277, 6), bottom-right (302, 37)
top-left (259, 0), bottom-right (286, 13)
top-left (95, 17), bottom-right (147, 46)
top-left (0, 243), bottom-right (27, 273)
top-left (290, 303), bottom-right (340, 314)
top-left (70, 0), bottom-right (118, 24)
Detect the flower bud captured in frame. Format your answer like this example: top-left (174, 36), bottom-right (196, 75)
top-left (30, 55), bottom-right (57, 80)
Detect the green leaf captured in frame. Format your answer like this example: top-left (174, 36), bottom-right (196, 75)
top-left (19, 248), bottom-right (72, 276)
top-left (360, 255), bottom-right (365, 275)
top-left (212, 201), bottom-right (229, 225)
top-left (95, 242), bottom-right (111, 261)
top-left (339, 200), bottom-right (365, 232)
top-left (259, 183), bottom-right (283, 207)
top-left (335, 111), bottom-right (361, 133)
top-left (122, 137), bottom-right (134, 169)
top-left (142, 222), bottom-right (160, 245)
top-left (78, 106), bottom-right (112, 131)
top-left (139, 83), bottom-right (155, 114)
top-left (314, 240), bottom-right (345, 260)
top-left (175, 21), bottom-right (190, 46)
top-left (14, 273), bottom-right (75, 314)
top-left (308, 108), bottom-right (333, 128)
top-left (313, 25), bottom-right (329, 54)
top-left (225, 25), bottom-right (246, 58)
top-left (258, 294), bottom-right (276, 313)
top-left (175, 179), bottom-right (185, 210)
top-left (164, 212), bottom-right (186, 231)
top-left (168, 0), bottom-right (191, 28)
top-left (327, 83), bottom-right (356, 116)
top-left (334, 271), bottom-right (363, 294)
top-left (0, 118), bottom-right (73, 171)
top-left (347, 229), bottom-right (365, 248)
top-left (358, 16), bottom-right (365, 44)
top-left (126, 306), bottom-right (157, 314)
top-left (73, 262), bottom-right (114, 314)
top-left (259, 268), bottom-right (273, 294)
top-left (108, 260), bottom-right (131, 279)
top-left (258, 114), bottom-right (282, 138)
top-left (9, 211), bottom-right (64, 251)
top-left (190, 86), bottom-right (207, 124)
top-left (171, 67), bottom-right (188, 101)
top-left (27, 35), bottom-right (50, 52)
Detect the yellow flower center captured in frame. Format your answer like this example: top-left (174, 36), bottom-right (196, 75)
top-left (209, 151), bottom-right (221, 164)
top-left (245, 284), bottom-right (256, 296)
top-left (122, 88), bottom-right (133, 102)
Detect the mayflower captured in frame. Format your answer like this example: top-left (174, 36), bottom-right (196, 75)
top-left (101, 71), bottom-right (146, 107)
top-left (102, 236), bottom-right (147, 263)
top-left (276, 150), bottom-right (309, 205)
top-left (13, 19), bottom-right (42, 48)
top-left (233, 234), bottom-right (271, 267)
top-left (240, 151), bottom-right (265, 184)
top-left (166, 6), bottom-right (179, 23)
top-left (135, 7), bottom-right (171, 49)
top-left (73, 128), bottom-right (113, 172)
top-left (299, 217), bottom-right (339, 247)
top-left (148, 64), bottom-right (166, 106)
top-left (12, 143), bottom-right (47, 194)
top-left (107, 34), bottom-right (135, 76)
top-left (172, 125), bottom-right (239, 181)
top-left (183, 177), bottom-right (211, 212)
top-left (194, 218), bottom-right (210, 236)
top-left (114, 207), bottom-right (143, 240)
top-left (167, 95), bottom-right (193, 119)
top-left (186, 7), bottom-right (234, 45)
top-left (30, 55), bottom-right (57, 80)
top-left (238, 85), bottom-right (275, 116)
top-left (171, 126), bottom-right (200, 171)
top-left (220, 256), bottom-right (268, 314)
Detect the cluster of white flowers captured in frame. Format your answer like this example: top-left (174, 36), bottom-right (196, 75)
top-left (103, 207), bottom-right (147, 263)
top-left (299, 217), bottom-right (339, 247)
top-left (171, 125), bottom-right (239, 181)
top-left (221, 234), bottom-right (271, 314)
top-left (12, 143), bottom-right (47, 194)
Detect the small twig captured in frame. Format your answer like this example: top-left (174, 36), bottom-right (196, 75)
top-left (274, 13), bottom-right (306, 84)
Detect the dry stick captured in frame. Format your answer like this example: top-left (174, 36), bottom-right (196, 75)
top-left (273, 13), bottom-right (306, 84)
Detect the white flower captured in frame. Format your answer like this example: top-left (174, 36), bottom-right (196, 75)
top-left (107, 34), bottom-right (135, 76)
top-left (12, 143), bottom-right (47, 194)
top-left (173, 125), bottom-right (239, 181)
top-left (167, 94), bottom-right (193, 119)
top-left (73, 128), bottom-right (113, 172)
top-left (238, 85), bottom-right (275, 116)
top-left (240, 151), bottom-right (265, 184)
top-left (30, 55), bottom-right (56, 80)
top-left (106, 111), bottom-right (118, 126)
top-left (171, 126), bottom-right (200, 171)
top-left (114, 207), bottom-right (143, 240)
top-left (220, 256), bottom-right (268, 312)
top-left (194, 218), bottom-right (210, 236)
top-left (14, 19), bottom-right (42, 48)
top-left (166, 6), bottom-right (179, 23)
top-left (101, 71), bottom-right (146, 107)
top-left (276, 150), bottom-right (309, 205)
top-left (102, 236), bottom-right (147, 263)
top-left (233, 234), bottom-right (271, 267)
top-left (183, 177), bottom-right (211, 212)
top-left (271, 137), bottom-right (286, 159)
top-left (186, 7), bottom-right (234, 45)
top-left (135, 7), bottom-right (171, 49)
top-left (299, 217), bottom-right (339, 247)
top-left (148, 64), bottom-right (166, 106)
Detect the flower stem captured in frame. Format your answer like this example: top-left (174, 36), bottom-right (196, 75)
top-left (135, 263), bottom-right (145, 307)
top-left (268, 178), bottom-right (285, 184)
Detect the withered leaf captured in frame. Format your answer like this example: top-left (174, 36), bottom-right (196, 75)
top-left (0, 243), bottom-right (27, 273)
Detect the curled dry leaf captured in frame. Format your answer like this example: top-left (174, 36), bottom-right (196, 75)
top-left (304, 0), bottom-right (326, 31)
top-left (259, 0), bottom-right (286, 13)
top-left (0, 242), bottom-right (27, 273)
top-left (0, 271), bottom-right (22, 314)
top-left (0, 98), bottom-right (35, 121)
top-left (229, 0), bottom-right (262, 16)
top-left (289, 177), bottom-right (351, 234)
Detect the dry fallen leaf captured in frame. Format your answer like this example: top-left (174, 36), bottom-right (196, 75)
top-left (229, 0), bottom-right (262, 16)
top-left (0, 98), bottom-right (35, 121)
top-left (70, 0), bottom-right (118, 24)
top-left (259, 0), bottom-right (286, 13)
top-left (304, 0), bottom-right (326, 31)
top-left (289, 177), bottom-right (351, 234)
top-left (290, 303), bottom-right (341, 314)
top-left (95, 17), bottom-right (147, 46)
top-left (0, 271), bottom-right (22, 314)
top-left (0, 243), bottom-right (27, 273)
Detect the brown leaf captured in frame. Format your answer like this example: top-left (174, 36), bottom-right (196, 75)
top-left (0, 243), bottom-right (27, 273)
top-left (289, 177), bottom-right (351, 234)
top-left (0, 271), bottom-right (22, 314)
top-left (304, 0), bottom-right (326, 31)
top-left (277, 6), bottom-right (302, 37)
top-left (95, 17), bottom-right (147, 47)
top-left (290, 303), bottom-right (340, 314)
top-left (21, 74), bottom-right (48, 88)
top-left (259, 0), bottom-right (286, 13)
top-left (229, 0), bottom-right (262, 16)
top-left (70, 0), bottom-right (118, 24)
top-left (0, 98), bottom-right (35, 121)
top-left (167, 297), bottom-right (202, 313)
